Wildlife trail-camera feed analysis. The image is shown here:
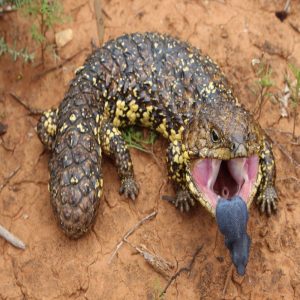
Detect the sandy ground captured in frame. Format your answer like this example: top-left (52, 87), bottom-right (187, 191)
top-left (1, 0), bottom-right (300, 299)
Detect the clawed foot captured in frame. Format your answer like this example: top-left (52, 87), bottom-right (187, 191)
top-left (163, 190), bottom-right (195, 212)
top-left (119, 177), bottom-right (139, 200)
top-left (257, 185), bottom-right (278, 216)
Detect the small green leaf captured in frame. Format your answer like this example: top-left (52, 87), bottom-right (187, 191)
top-left (122, 126), bottom-right (158, 152)
top-left (30, 24), bottom-right (45, 43)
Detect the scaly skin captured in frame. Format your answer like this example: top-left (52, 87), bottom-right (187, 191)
top-left (37, 32), bottom-right (277, 238)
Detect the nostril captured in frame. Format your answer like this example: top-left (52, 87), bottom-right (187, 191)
top-left (231, 143), bottom-right (238, 152)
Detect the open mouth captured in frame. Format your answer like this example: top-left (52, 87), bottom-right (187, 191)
top-left (191, 155), bottom-right (259, 209)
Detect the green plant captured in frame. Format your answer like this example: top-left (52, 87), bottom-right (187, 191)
top-left (0, 36), bottom-right (35, 62)
top-left (15, 0), bottom-right (68, 62)
top-left (286, 63), bottom-right (300, 139)
top-left (250, 58), bottom-right (275, 119)
top-left (122, 126), bottom-right (158, 153)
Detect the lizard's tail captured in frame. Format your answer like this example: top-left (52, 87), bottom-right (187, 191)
top-left (38, 79), bottom-right (103, 238)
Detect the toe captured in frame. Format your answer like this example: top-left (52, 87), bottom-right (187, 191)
top-left (130, 191), bottom-right (136, 201)
top-left (184, 200), bottom-right (190, 212)
top-left (190, 197), bottom-right (195, 207)
top-left (119, 177), bottom-right (139, 200)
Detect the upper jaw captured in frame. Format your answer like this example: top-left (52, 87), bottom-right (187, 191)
top-left (232, 143), bottom-right (248, 157)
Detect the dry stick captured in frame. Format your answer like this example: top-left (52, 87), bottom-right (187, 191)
top-left (290, 22), bottom-right (300, 34)
top-left (101, 7), bottom-right (112, 20)
top-left (265, 128), bottom-right (300, 144)
top-left (94, 0), bottom-right (105, 46)
top-left (264, 130), bottom-right (300, 167)
top-left (222, 264), bottom-right (234, 296)
top-left (0, 224), bottom-right (26, 250)
top-left (284, 0), bottom-right (291, 12)
top-left (277, 176), bottom-right (300, 183)
top-left (10, 93), bottom-right (43, 116)
top-left (149, 142), bottom-right (164, 173)
top-left (0, 166), bottom-right (21, 193)
top-left (265, 127), bottom-right (295, 137)
top-left (125, 240), bottom-right (174, 279)
top-left (33, 48), bottom-right (88, 81)
top-left (108, 211), bottom-right (157, 264)
top-left (70, 0), bottom-right (88, 14)
top-left (160, 244), bottom-right (203, 297)
top-left (274, 142), bottom-right (300, 168)
top-left (292, 109), bottom-right (298, 141)
top-left (0, 166), bottom-right (25, 249)
top-left (138, 146), bottom-right (163, 172)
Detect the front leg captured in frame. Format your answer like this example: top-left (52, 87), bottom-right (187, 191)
top-left (165, 140), bottom-right (196, 212)
top-left (256, 136), bottom-right (278, 215)
top-left (100, 122), bottom-right (139, 200)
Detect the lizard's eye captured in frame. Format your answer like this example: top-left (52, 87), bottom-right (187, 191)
top-left (211, 129), bottom-right (220, 143)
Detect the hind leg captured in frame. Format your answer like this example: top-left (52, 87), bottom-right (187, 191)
top-left (37, 108), bottom-right (59, 150)
top-left (100, 122), bottom-right (139, 200)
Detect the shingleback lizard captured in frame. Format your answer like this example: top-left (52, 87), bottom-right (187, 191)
top-left (37, 32), bottom-right (278, 240)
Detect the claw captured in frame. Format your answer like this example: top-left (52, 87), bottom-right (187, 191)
top-left (119, 177), bottom-right (139, 201)
top-left (271, 201), bottom-right (277, 211)
top-left (257, 186), bottom-right (277, 216)
top-left (184, 200), bottom-right (190, 212)
top-left (190, 197), bottom-right (195, 207)
top-left (119, 186), bottom-right (125, 195)
top-left (130, 192), bottom-right (136, 201)
top-left (168, 189), bottom-right (195, 213)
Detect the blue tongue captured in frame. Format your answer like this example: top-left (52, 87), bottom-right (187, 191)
top-left (216, 196), bottom-right (251, 276)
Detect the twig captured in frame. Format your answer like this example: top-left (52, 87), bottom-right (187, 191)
top-left (265, 127), bottom-right (293, 137)
top-left (160, 244), bottom-right (203, 297)
top-left (275, 0), bottom-right (291, 22)
top-left (265, 128), bottom-right (300, 145)
top-left (0, 224), bottom-right (26, 250)
top-left (283, 0), bottom-right (291, 12)
top-left (108, 211), bottom-right (157, 264)
top-left (70, 0), bottom-right (88, 14)
top-left (10, 93), bottom-right (43, 116)
top-left (125, 241), bottom-right (174, 279)
top-left (289, 22), bottom-right (300, 34)
top-left (94, 0), bottom-right (105, 46)
top-left (277, 176), bottom-right (300, 183)
top-left (33, 48), bottom-right (87, 81)
top-left (127, 139), bottom-right (163, 171)
top-left (138, 146), bottom-right (163, 172)
top-left (101, 8), bottom-right (112, 20)
top-left (222, 264), bottom-right (234, 296)
top-left (0, 166), bottom-right (21, 193)
top-left (274, 142), bottom-right (300, 168)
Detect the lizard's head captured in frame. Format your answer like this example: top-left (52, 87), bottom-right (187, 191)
top-left (184, 101), bottom-right (262, 214)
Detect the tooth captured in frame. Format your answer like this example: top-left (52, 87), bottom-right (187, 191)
top-left (228, 158), bottom-right (248, 187)
top-left (207, 159), bottom-right (221, 189)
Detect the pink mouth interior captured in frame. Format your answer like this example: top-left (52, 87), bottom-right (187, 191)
top-left (191, 156), bottom-right (259, 208)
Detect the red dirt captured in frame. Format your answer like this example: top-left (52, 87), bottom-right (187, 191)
top-left (0, 0), bottom-right (300, 299)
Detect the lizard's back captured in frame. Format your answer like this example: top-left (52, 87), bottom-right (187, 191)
top-left (78, 32), bottom-right (234, 134)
